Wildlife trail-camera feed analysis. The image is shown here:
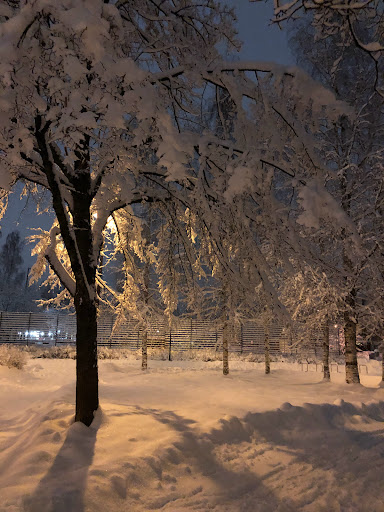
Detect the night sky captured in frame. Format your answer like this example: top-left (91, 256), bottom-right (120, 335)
top-left (1, 1), bottom-right (294, 267)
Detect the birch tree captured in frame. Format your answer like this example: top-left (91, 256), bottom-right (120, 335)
top-left (286, 14), bottom-right (384, 383)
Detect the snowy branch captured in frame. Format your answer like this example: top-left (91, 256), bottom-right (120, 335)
top-left (45, 226), bottom-right (76, 297)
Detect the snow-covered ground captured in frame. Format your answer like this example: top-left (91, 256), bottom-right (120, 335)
top-left (1, 358), bottom-right (384, 511)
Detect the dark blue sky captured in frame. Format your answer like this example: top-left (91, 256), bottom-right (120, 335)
top-left (1, 1), bottom-right (294, 267)
top-left (235, 1), bottom-right (293, 64)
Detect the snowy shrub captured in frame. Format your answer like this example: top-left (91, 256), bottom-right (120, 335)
top-left (33, 345), bottom-right (77, 359)
top-left (22, 344), bottom-right (340, 365)
top-left (0, 344), bottom-right (27, 370)
top-left (147, 348), bottom-right (171, 361)
top-left (191, 349), bottom-right (222, 362)
top-left (98, 347), bottom-right (138, 360)
top-left (28, 345), bottom-right (138, 360)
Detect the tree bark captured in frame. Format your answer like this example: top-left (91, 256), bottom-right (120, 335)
top-left (222, 320), bottom-right (229, 375)
top-left (75, 293), bottom-right (99, 426)
top-left (141, 222), bottom-right (150, 371)
top-left (344, 309), bottom-right (360, 384)
top-left (264, 324), bottom-right (271, 375)
top-left (381, 346), bottom-right (384, 382)
top-left (37, 120), bottom-right (100, 426)
top-left (142, 328), bottom-right (148, 370)
top-left (323, 322), bottom-right (330, 381)
top-left (71, 173), bottom-right (100, 426)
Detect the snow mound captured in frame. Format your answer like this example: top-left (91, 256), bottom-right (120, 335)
top-left (1, 359), bottom-right (384, 511)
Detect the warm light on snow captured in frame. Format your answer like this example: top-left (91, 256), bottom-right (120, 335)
top-left (1, 357), bottom-right (384, 511)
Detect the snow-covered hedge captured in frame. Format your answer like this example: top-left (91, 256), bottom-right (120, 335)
top-left (3, 344), bottom-right (348, 366)
top-left (0, 344), bottom-right (27, 369)
top-left (26, 346), bottom-right (255, 361)
top-left (22, 345), bottom-right (329, 363)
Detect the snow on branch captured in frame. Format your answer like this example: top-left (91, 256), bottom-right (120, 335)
top-left (29, 225), bottom-right (75, 297)
top-left (44, 227), bottom-right (76, 297)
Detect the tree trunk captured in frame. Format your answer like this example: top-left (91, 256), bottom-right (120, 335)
top-left (381, 346), bottom-right (384, 382)
top-left (39, 127), bottom-right (100, 426)
top-left (75, 294), bottom-right (99, 426)
top-left (338, 118), bottom-right (360, 385)
top-left (71, 181), bottom-right (99, 426)
top-left (222, 321), bottom-right (229, 375)
top-left (142, 328), bottom-right (148, 370)
top-left (344, 311), bottom-right (360, 384)
top-left (141, 223), bottom-right (150, 371)
top-left (264, 324), bottom-right (270, 375)
top-left (323, 322), bottom-right (330, 381)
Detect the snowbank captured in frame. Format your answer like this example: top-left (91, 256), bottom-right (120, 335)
top-left (1, 359), bottom-right (384, 511)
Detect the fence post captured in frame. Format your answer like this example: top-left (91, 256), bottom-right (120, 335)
top-left (27, 312), bottom-right (32, 346)
top-left (0, 312), bottom-right (2, 342)
top-left (190, 319), bottom-right (193, 350)
top-left (110, 315), bottom-right (114, 349)
top-left (169, 329), bottom-right (172, 361)
top-left (55, 314), bottom-right (59, 346)
top-left (240, 324), bottom-right (243, 354)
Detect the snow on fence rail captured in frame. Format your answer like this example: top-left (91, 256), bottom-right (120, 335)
top-left (0, 311), bottom-right (342, 356)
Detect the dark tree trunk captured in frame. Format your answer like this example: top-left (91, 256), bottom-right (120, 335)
top-left (382, 348), bottom-right (384, 383)
top-left (37, 123), bottom-right (100, 426)
top-left (344, 309), bottom-right (360, 384)
top-left (141, 223), bottom-right (150, 371)
top-left (264, 324), bottom-right (270, 375)
top-left (323, 322), bottom-right (330, 381)
top-left (222, 321), bottom-right (229, 375)
top-left (75, 294), bottom-right (99, 426)
top-left (71, 171), bottom-right (100, 425)
top-left (142, 328), bottom-right (148, 370)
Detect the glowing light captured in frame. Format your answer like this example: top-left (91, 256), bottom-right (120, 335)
top-left (106, 216), bottom-right (116, 232)
top-left (25, 330), bottom-right (41, 339)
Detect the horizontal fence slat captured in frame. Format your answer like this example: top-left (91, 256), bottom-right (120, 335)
top-left (0, 311), bottom-right (347, 358)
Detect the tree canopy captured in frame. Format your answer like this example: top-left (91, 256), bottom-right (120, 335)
top-left (0, 0), bottom-right (367, 423)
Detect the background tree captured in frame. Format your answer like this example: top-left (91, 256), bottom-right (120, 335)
top-left (280, 268), bottom-right (340, 380)
top-left (271, 1), bottom-right (384, 93)
top-left (0, 231), bottom-right (26, 311)
top-left (280, 12), bottom-right (384, 383)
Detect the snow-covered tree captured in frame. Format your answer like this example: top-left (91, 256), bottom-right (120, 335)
top-left (271, 0), bottom-right (384, 94)
top-left (280, 268), bottom-right (339, 380)
top-left (278, 12), bottom-right (384, 383)
top-left (0, 0), bottom-right (236, 424)
top-left (0, 0), bottom-right (358, 424)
